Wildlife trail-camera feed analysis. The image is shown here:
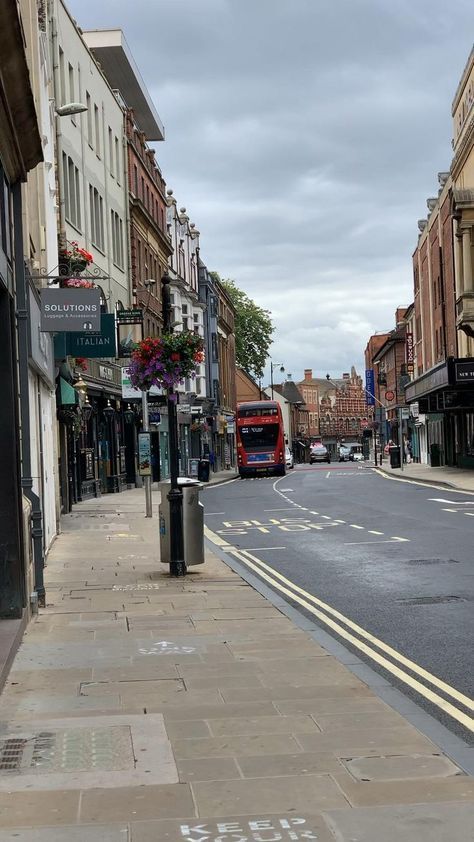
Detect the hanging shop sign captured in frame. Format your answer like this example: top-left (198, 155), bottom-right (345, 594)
top-left (384, 389), bottom-right (395, 402)
top-left (54, 314), bottom-right (116, 359)
top-left (138, 432), bottom-right (152, 476)
top-left (365, 369), bottom-right (375, 405)
top-left (40, 289), bottom-right (101, 332)
top-left (117, 308), bottom-right (143, 357)
top-left (29, 287), bottom-right (55, 386)
top-left (116, 308), bottom-right (144, 324)
top-left (406, 332), bottom-right (414, 372)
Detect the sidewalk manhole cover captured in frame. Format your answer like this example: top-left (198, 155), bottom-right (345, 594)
top-left (0, 727), bottom-right (133, 775)
top-left (398, 595), bottom-right (464, 605)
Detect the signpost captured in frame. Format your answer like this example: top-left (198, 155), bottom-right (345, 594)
top-left (41, 289), bottom-right (101, 332)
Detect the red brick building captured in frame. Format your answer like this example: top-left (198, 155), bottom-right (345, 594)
top-left (125, 109), bottom-right (172, 336)
top-left (297, 368), bottom-right (368, 454)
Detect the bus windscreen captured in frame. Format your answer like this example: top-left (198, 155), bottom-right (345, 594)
top-left (239, 424), bottom-right (279, 450)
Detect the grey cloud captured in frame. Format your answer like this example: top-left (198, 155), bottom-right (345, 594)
top-left (68, 0), bottom-right (474, 379)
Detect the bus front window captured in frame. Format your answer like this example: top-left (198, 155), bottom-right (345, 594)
top-left (240, 424), bottom-right (279, 450)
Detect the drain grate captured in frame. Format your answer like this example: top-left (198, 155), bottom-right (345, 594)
top-left (406, 558), bottom-right (459, 565)
top-left (0, 738), bottom-right (28, 771)
top-left (398, 595), bottom-right (464, 605)
top-left (0, 727), bottom-right (133, 775)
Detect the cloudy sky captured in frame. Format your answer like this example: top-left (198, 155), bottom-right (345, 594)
top-left (69, 0), bottom-right (473, 383)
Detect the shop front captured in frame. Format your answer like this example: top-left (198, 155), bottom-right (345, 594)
top-left (405, 357), bottom-right (474, 467)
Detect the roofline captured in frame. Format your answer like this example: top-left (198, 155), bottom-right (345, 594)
top-left (451, 44), bottom-right (474, 115)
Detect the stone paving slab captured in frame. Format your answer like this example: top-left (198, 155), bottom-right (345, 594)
top-left (79, 783), bottom-right (195, 823)
top-left (324, 803), bottom-right (474, 841)
top-left (0, 827), bottom-right (129, 842)
top-left (191, 773), bottom-right (348, 815)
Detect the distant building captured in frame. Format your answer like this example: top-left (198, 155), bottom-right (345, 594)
top-left (236, 367), bottom-right (264, 403)
top-left (297, 368), bottom-right (367, 454)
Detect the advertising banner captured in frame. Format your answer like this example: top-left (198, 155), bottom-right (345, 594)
top-left (365, 369), bottom-right (375, 405)
top-left (138, 432), bottom-right (152, 476)
top-left (41, 289), bottom-right (101, 332)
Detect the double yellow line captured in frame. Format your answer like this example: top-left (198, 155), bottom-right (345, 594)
top-left (204, 526), bottom-right (474, 731)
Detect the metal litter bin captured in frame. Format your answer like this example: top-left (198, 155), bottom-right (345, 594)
top-left (389, 445), bottom-right (401, 469)
top-left (159, 478), bottom-right (204, 566)
top-left (198, 458), bottom-right (210, 482)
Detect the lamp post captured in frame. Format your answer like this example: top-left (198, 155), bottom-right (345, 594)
top-left (270, 361), bottom-right (285, 400)
top-left (162, 272), bottom-right (186, 577)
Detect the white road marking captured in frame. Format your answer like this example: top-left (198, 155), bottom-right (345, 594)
top-left (244, 546), bottom-right (287, 551)
top-left (205, 512), bottom-right (226, 515)
top-left (321, 515), bottom-right (332, 520)
top-left (344, 539), bottom-right (405, 545)
top-left (429, 497), bottom-right (474, 505)
top-left (391, 536), bottom-right (410, 542)
top-left (442, 508), bottom-right (457, 513)
top-left (465, 512), bottom-right (474, 517)
top-left (279, 488), bottom-right (294, 492)
top-left (369, 530), bottom-right (384, 535)
top-left (326, 471), bottom-right (331, 478)
top-left (310, 511), bottom-right (319, 515)
top-left (334, 519), bottom-right (346, 523)
top-left (264, 508), bottom-right (297, 511)
top-left (350, 524), bottom-right (364, 529)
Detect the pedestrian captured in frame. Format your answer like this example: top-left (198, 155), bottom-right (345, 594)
top-left (406, 439), bottom-right (412, 464)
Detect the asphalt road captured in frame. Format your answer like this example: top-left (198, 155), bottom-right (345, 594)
top-left (203, 463), bottom-right (474, 742)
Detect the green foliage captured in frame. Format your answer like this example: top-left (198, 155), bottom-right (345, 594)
top-left (212, 273), bottom-right (274, 379)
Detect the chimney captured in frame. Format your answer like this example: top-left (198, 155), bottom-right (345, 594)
top-left (304, 369), bottom-right (312, 382)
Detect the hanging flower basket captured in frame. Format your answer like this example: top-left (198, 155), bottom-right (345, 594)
top-left (129, 332), bottom-right (205, 391)
top-left (60, 277), bottom-right (96, 289)
top-left (59, 242), bottom-right (94, 277)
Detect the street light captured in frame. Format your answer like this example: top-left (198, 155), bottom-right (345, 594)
top-left (162, 271), bottom-right (186, 577)
top-left (270, 361), bottom-right (285, 400)
top-left (55, 102), bottom-right (88, 117)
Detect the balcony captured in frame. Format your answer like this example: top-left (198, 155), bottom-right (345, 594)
top-left (456, 292), bottom-right (474, 338)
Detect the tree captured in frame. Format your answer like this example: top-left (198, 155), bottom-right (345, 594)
top-left (211, 273), bottom-right (274, 379)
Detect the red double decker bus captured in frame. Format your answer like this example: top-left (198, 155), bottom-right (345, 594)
top-left (236, 401), bottom-right (286, 478)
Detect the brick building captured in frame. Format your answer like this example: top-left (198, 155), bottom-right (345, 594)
top-left (297, 368), bottom-right (368, 455)
top-left (125, 110), bottom-right (172, 337)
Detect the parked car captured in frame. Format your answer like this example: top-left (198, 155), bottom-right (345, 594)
top-left (285, 446), bottom-right (294, 469)
top-left (309, 444), bottom-right (331, 464)
top-left (351, 449), bottom-right (364, 462)
top-left (339, 446), bottom-right (351, 462)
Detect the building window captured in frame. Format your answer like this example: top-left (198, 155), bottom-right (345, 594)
top-left (68, 62), bottom-right (74, 104)
top-left (146, 185), bottom-right (149, 211)
top-left (62, 152), bottom-right (81, 230)
top-left (111, 210), bottom-right (124, 269)
top-left (108, 127), bottom-right (114, 177)
top-left (0, 167), bottom-right (12, 261)
top-left (115, 137), bottom-right (120, 184)
top-left (94, 104), bottom-right (100, 157)
top-left (134, 165), bottom-right (138, 196)
top-left (85, 92), bottom-right (92, 146)
top-left (59, 47), bottom-right (66, 105)
top-left (89, 185), bottom-right (104, 251)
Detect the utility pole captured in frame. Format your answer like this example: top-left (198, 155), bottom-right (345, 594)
top-left (141, 390), bottom-right (153, 517)
top-left (399, 406), bottom-right (404, 472)
top-left (162, 273), bottom-right (186, 577)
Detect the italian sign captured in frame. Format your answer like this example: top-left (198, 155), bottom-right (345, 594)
top-left (138, 432), bottom-right (152, 476)
top-left (64, 313), bottom-right (116, 357)
top-left (41, 289), bottom-right (101, 332)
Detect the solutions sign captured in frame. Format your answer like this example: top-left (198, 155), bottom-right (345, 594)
top-left (40, 289), bottom-right (101, 332)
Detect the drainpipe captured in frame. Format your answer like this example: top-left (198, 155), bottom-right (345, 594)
top-left (13, 182), bottom-right (46, 607)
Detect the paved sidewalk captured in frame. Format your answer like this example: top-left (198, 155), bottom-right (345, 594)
top-left (373, 460), bottom-right (474, 492)
top-left (0, 488), bottom-right (473, 840)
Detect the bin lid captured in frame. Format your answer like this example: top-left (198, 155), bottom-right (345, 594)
top-left (159, 477), bottom-right (202, 487)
